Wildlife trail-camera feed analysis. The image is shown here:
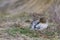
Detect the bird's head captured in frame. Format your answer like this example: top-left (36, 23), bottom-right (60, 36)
top-left (39, 17), bottom-right (47, 23)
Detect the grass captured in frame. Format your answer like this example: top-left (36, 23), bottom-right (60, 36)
top-left (0, 13), bottom-right (10, 22)
top-left (0, 12), bottom-right (60, 40)
top-left (0, 13), bottom-right (8, 17)
top-left (45, 31), bottom-right (55, 36)
top-left (44, 0), bottom-right (52, 4)
top-left (7, 27), bottom-right (40, 37)
top-left (7, 27), bottom-right (60, 40)
top-left (5, 12), bottom-right (31, 21)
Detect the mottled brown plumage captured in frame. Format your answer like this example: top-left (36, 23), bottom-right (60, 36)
top-left (39, 17), bottom-right (47, 23)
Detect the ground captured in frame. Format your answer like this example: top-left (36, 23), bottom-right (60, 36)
top-left (0, 12), bottom-right (60, 40)
top-left (0, 0), bottom-right (60, 40)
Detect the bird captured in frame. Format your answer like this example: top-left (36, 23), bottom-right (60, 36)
top-left (30, 17), bottom-right (48, 31)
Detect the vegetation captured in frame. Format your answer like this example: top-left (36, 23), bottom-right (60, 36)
top-left (7, 27), bottom-right (40, 37)
top-left (0, 0), bottom-right (60, 40)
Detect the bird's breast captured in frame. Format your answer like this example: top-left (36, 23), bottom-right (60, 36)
top-left (36, 23), bottom-right (48, 30)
